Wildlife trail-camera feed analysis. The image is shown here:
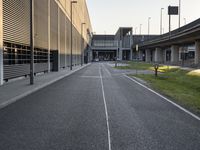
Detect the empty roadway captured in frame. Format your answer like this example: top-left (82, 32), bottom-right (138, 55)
top-left (0, 62), bottom-right (200, 150)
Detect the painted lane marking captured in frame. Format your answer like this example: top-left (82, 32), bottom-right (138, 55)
top-left (103, 64), bottom-right (112, 77)
top-left (124, 75), bottom-right (200, 121)
top-left (80, 76), bottom-right (100, 78)
top-left (99, 65), bottom-right (112, 150)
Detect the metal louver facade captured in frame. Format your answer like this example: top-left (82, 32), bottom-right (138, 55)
top-left (3, 0), bottom-right (30, 45)
top-left (0, 0), bottom-right (92, 84)
top-left (34, 0), bottom-right (48, 49)
top-left (50, 0), bottom-right (58, 51)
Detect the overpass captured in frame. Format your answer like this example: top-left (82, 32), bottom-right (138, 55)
top-left (133, 18), bottom-right (200, 67)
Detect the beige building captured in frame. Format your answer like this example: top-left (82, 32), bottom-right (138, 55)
top-left (0, 0), bottom-right (92, 85)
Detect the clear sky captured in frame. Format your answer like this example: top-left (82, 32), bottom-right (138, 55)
top-left (87, 0), bottom-right (200, 35)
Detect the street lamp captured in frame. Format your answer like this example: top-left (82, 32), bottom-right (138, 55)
top-left (184, 18), bottom-right (186, 25)
top-left (148, 17), bottom-right (151, 36)
top-left (160, 8), bottom-right (164, 35)
top-left (81, 22), bottom-right (86, 66)
top-left (179, 0), bottom-right (181, 28)
top-left (70, 0), bottom-right (77, 70)
top-left (139, 24), bottom-right (142, 35)
top-left (135, 27), bottom-right (137, 35)
top-left (30, 0), bottom-right (34, 85)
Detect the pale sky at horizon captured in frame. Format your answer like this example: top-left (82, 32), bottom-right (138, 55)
top-left (87, 0), bottom-right (200, 35)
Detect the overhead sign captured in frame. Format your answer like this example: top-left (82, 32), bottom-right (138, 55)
top-left (168, 6), bottom-right (178, 15)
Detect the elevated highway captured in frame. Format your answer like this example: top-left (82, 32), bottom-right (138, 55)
top-left (134, 18), bottom-right (200, 67)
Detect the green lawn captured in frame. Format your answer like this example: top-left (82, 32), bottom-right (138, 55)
top-left (132, 68), bottom-right (200, 114)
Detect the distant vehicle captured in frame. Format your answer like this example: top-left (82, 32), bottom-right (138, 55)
top-left (94, 58), bottom-right (99, 62)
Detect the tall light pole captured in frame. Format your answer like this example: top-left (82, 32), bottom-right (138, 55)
top-left (148, 17), bottom-right (151, 36)
top-left (184, 18), bottom-right (186, 25)
top-left (81, 22), bottom-right (86, 66)
top-left (30, 0), bottom-right (34, 85)
top-left (139, 24), bottom-right (142, 35)
top-left (179, 0), bottom-right (181, 28)
top-left (135, 27), bottom-right (137, 35)
top-left (70, 0), bottom-right (77, 70)
top-left (160, 8), bottom-right (164, 35)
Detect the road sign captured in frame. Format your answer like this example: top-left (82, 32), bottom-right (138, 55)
top-left (168, 6), bottom-right (178, 15)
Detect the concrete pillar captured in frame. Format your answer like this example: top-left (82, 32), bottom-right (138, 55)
top-left (138, 50), bottom-right (143, 60)
top-left (171, 45), bottom-right (179, 64)
top-left (145, 49), bottom-right (151, 62)
top-left (130, 30), bottom-right (133, 60)
top-left (0, 0), bottom-right (3, 85)
top-left (152, 50), bottom-right (155, 62)
top-left (163, 49), bottom-right (167, 62)
top-left (119, 49), bottom-right (123, 60)
top-left (195, 40), bottom-right (200, 64)
top-left (154, 48), bottom-right (163, 63)
top-left (119, 40), bottom-right (123, 60)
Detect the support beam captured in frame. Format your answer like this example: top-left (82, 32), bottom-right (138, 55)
top-left (195, 40), bottom-right (200, 65)
top-left (0, 0), bottom-right (3, 85)
top-left (171, 45), bottom-right (179, 64)
top-left (145, 49), bottom-right (151, 62)
top-left (154, 48), bottom-right (163, 63)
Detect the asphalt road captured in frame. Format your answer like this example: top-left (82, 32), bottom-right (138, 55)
top-left (0, 62), bottom-right (200, 150)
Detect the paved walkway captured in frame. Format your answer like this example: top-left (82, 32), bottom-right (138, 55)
top-left (0, 64), bottom-right (90, 109)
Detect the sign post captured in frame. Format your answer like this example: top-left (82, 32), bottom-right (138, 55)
top-left (168, 6), bottom-right (178, 39)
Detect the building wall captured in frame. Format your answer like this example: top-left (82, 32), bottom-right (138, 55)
top-left (1, 0), bottom-right (92, 82)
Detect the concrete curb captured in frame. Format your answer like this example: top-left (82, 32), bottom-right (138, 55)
top-left (0, 64), bottom-right (91, 110)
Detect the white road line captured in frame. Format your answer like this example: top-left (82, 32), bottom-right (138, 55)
top-left (103, 64), bottom-right (112, 77)
top-left (80, 76), bottom-right (100, 78)
top-left (124, 75), bottom-right (200, 121)
top-left (99, 65), bottom-right (112, 150)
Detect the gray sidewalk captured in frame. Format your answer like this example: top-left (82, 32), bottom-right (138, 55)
top-left (0, 64), bottom-right (90, 109)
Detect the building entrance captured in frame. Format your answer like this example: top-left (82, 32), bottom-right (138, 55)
top-left (93, 51), bottom-right (116, 61)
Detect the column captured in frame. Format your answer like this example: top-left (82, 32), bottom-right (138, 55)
top-left (145, 49), bottom-right (151, 62)
top-left (129, 30), bottom-right (133, 60)
top-left (138, 50), bottom-right (143, 60)
top-left (119, 49), bottom-right (123, 60)
top-left (154, 48), bottom-right (163, 63)
top-left (195, 40), bottom-right (200, 64)
top-left (0, 0), bottom-right (3, 85)
top-left (171, 45), bottom-right (179, 64)
top-left (152, 50), bottom-right (155, 62)
top-left (119, 40), bottom-right (123, 60)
